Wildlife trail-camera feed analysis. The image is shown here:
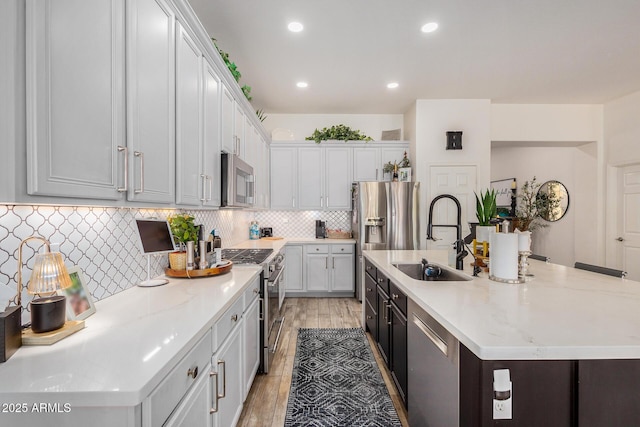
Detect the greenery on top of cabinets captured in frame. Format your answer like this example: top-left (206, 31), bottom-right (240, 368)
top-left (306, 124), bottom-right (373, 144)
top-left (211, 38), bottom-right (252, 102)
top-left (383, 151), bottom-right (411, 174)
top-left (475, 189), bottom-right (497, 226)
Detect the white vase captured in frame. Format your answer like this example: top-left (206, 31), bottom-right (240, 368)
top-left (476, 225), bottom-right (495, 243)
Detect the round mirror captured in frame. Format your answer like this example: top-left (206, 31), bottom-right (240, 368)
top-left (537, 180), bottom-right (569, 222)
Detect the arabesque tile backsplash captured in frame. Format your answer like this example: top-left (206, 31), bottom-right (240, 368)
top-left (0, 205), bottom-right (350, 313)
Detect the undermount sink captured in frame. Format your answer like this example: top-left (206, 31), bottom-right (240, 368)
top-left (392, 263), bottom-right (473, 282)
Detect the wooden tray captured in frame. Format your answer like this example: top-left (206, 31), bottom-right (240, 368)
top-left (23, 320), bottom-right (85, 345)
top-left (165, 261), bottom-right (233, 278)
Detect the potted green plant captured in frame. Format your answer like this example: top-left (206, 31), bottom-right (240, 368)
top-left (305, 124), bottom-right (373, 144)
top-left (475, 189), bottom-right (497, 242)
top-left (167, 214), bottom-right (199, 270)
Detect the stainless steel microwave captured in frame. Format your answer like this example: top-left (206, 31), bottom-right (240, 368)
top-left (221, 153), bottom-right (254, 208)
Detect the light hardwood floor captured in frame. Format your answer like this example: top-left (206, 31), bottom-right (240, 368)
top-left (237, 297), bottom-right (409, 427)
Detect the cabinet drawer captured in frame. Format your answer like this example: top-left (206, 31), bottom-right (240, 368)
top-left (364, 258), bottom-right (377, 281)
top-left (305, 244), bottom-right (329, 254)
top-left (243, 278), bottom-right (261, 311)
top-left (389, 281), bottom-right (407, 316)
top-left (147, 330), bottom-right (212, 426)
top-left (365, 273), bottom-right (378, 308)
top-left (331, 244), bottom-right (353, 254)
top-left (376, 271), bottom-right (390, 295)
top-left (215, 297), bottom-right (244, 351)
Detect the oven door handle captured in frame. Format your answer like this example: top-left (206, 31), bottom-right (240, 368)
top-left (267, 266), bottom-right (285, 287)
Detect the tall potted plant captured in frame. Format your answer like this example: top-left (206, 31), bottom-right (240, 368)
top-left (475, 189), bottom-right (497, 242)
top-left (167, 214), bottom-right (199, 270)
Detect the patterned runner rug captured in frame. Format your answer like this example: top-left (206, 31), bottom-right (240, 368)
top-left (284, 328), bottom-right (402, 427)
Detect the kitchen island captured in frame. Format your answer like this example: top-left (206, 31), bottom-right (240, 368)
top-left (364, 249), bottom-right (640, 427)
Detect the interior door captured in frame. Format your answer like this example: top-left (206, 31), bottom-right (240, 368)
top-left (618, 164), bottom-right (640, 281)
top-left (428, 166), bottom-right (477, 250)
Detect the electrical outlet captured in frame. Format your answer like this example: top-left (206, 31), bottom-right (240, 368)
top-left (493, 369), bottom-right (513, 420)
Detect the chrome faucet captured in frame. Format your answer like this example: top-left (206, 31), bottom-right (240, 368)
top-left (427, 194), bottom-right (465, 271)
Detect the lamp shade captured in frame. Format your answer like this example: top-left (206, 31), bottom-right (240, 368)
top-left (27, 252), bottom-right (72, 295)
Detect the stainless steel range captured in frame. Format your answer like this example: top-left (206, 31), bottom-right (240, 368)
top-left (221, 248), bottom-right (285, 373)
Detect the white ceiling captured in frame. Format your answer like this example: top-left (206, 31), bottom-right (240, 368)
top-left (188, 0), bottom-right (640, 114)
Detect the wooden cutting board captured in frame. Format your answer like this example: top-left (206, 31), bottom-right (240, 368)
top-left (261, 236), bottom-right (284, 240)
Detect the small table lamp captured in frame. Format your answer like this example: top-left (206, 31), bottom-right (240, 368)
top-left (17, 237), bottom-right (72, 333)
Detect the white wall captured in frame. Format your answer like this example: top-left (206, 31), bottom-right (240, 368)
top-left (491, 104), bottom-right (603, 143)
top-left (263, 113), bottom-right (404, 141)
top-left (604, 90), bottom-right (640, 166)
top-left (491, 145), bottom-right (597, 267)
top-left (412, 99), bottom-right (492, 249)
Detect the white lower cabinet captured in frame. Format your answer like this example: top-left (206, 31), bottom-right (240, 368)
top-left (211, 322), bottom-right (244, 427)
top-left (164, 362), bottom-right (213, 427)
top-left (243, 295), bottom-right (260, 400)
top-left (302, 244), bottom-right (355, 295)
top-left (285, 245), bottom-right (304, 291)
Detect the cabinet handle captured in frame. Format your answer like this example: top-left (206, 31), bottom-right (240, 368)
top-left (209, 371), bottom-right (219, 413)
top-left (253, 288), bottom-right (259, 294)
top-left (376, 168), bottom-right (379, 180)
top-left (366, 287), bottom-right (372, 292)
top-left (326, 196), bottom-right (329, 207)
top-left (259, 297), bottom-right (264, 321)
top-left (292, 197), bottom-right (296, 208)
top-left (332, 258), bottom-right (335, 269)
top-left (392, 293), bottom-right (400, 299)
top-left (134, 151), bottom-right (144, 194)
top-left (217, 360), bottom-right (226, 398)
top-left (117, 146), bottom-right (128, 192)
top-left (208, 175), bottom-right (213, 201)
top-left (386, 303), bottom-right (392, 326)
top-left (325, 257), bottom-right (328, 269)
top-left (321, 196), bottom-right (323, 207)
top-left (200, 174), bottom-right (207, 202)
top-left (366, 265), bottom-right (372, 271)
top-left (378, 278), bottom-right (385, 283)
top-left (231, 314), bottom-right (238, 322)
top-left (366, 315), bottom-right (373, 320)
top-left (187, 366), bottom-right (198, 379)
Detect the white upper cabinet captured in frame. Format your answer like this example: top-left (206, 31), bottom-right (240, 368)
top-left (325, 147), bottom-right (352, 210)
top-left (270, 147), bottom-right (297, 209)
top-left (221, 85), bottom-right (235, 155)
top-left (297, 147), bottom-right (324, 210)
top-left (202, 59), bottom-right (221, 207)
top-left (353, 147), bottom-right (380, 182)
top-left (234, 103), bottom-right (246, 159)
top-left (26, 0), bottom-right (125, 200)
top-left (175, 21), bottom-right (203, 206)
top-left (126, 0), bottom-right (176, 203)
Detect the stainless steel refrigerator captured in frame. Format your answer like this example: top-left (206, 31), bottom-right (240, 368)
top-left (352, 181), bottom-right (420, 300)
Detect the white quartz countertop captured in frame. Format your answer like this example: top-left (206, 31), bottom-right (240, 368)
top-left (364, 250), bottom-right (640, 361)
top-left (0, 267), bottom-right (261, 406)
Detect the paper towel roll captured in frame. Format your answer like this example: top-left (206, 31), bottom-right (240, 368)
top-left (490, 233), bottom-right (519, 281)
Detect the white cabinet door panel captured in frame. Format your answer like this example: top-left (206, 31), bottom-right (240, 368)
top-left (26, 0), bottom-right (125, 200)
top-left (212, 324), bottom-right (243, 427)
top-left (285, 245), bottom-right (304, 291)
top-left (126, 0), bottom-right (175, 203)
top-left (331, 254), bottom-right (355, 292)
top-left (164, 363), bottom-right (212, 427)
top-left (175, 22), bottom-right (203, 206)
top-left (221, 85), bottom-right (235, 154)
top-left (326, 147), bottom-right (352, 209)
top-left (306, 254), bottom-right (329, 291)
top-left (202, 60), bottom-right (221, 207)
top-left (270, 147), bottom-right (297, 209)
top-left (297, 147), bottom-right (323, 210)
top-left (243, 297), bottom-right (260, 400)
top-left (353, 148), bottom-right (380, 182)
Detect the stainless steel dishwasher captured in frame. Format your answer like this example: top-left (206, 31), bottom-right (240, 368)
top-left (408, 299), bottom-right (460, 427)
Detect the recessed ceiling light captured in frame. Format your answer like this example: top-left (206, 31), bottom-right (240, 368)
top-left (387, 82), bottom-right (399, 89)
top-left (421, 22), bottom-right (439, 33)
top-left (296, 81), bottom-right (308, 88)
top-left (288, 22), bottom-right (304, 32)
